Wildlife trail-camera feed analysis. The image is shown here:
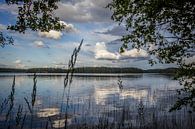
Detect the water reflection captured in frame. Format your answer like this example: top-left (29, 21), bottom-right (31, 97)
top-left (120, 89), bottom-right (149, 100)
top-left (94, 87), bottom-right (151, 105)
top-left (37, 108), bottom-right (60, 118)
top-left (53, 119), bottom-right (71, 128)
top-left (0, 73), bottom-right (193, 129)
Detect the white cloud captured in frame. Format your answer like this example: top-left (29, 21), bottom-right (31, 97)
top-left (14, 59), bottom-right (21, 64)
top-left (14, 59), bottom-right (25, 68)
top-left (0, 4), bottom-right (18, 15)
top-left (0, 0), bottom-right (112, 23)
top-left (33, 41), bottom-right (49, 48)
top-left (38, 21), bottom-right (78, 39)
top-left (121, 49), bottom-right (148, 58)
top-left (95, 42), bottom-right (120, 60)
top-left (94, 42), bottom-right (149, 60)
top-left (59, 21), bottom-right (78, 33)
top-left (38, 30), bottom-right (63, 39)
top-left (0, 24), bottom-right (6, 30)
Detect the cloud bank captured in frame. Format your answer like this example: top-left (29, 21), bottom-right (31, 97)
top-left (95, 42), bottom-right (149, 61)
top-left (55, 0), bottom-right (112, 22)
top-left (38, 30), bottom-right (63, 39)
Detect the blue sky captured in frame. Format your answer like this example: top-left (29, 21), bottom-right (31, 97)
top-left (0, 0), bottom-right (176, 69)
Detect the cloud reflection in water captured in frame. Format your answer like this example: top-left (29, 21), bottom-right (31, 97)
top-left (94, 87), bottom-right (150, 105)
top-left (37, 108), bottom-right (60, 118)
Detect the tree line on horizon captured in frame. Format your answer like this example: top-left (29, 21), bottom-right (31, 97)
top-left (0, 67), bottom-right (180, 73)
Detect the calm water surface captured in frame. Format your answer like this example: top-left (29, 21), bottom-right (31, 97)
top-left (0, 73), bottom-right (179, 106)
top-left (0, 73), bottom-right (193, 129)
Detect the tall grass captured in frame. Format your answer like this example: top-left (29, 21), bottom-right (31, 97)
top-left (24, 73), bottom-right (37, 129)
top-left (62, 39), bottom-right (83, 129)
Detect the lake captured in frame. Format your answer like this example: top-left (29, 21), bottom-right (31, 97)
top-left (0, 73), bottom-right (194, 129)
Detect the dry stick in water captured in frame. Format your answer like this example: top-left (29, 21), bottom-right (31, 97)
top-left (60, 39), bottom-right (83, 129)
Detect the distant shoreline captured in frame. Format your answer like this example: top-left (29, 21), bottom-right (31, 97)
top-left (0, 73), bottom-right (176, 78)
top-left (0, 67), bottom-right (178, 74)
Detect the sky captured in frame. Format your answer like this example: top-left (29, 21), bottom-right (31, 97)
top-left (0, 0), bottom-right (176, 69)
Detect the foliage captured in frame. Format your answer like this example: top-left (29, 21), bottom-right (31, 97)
top-left (1, 0), bottom-right (64, 47)
top-left (0, 31), bottom-right (14, 47)
top-left (6, 0), bottom-right (64, 33)
top-left (107, 0), bottom-right (195, 111)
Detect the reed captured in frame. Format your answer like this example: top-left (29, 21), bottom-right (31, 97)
top-left (118, 77), bottom-right (123, 91)
top-left (15, 105), bottom-right (23, 127)
top-left (5, 75), bottom-right (15, 125)
top-left (23, 73), bottom-right (37, 129)
top-left (59, 39), bottom-right (83, 129)
top-left (0, 98), bottom-right (8, 115)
